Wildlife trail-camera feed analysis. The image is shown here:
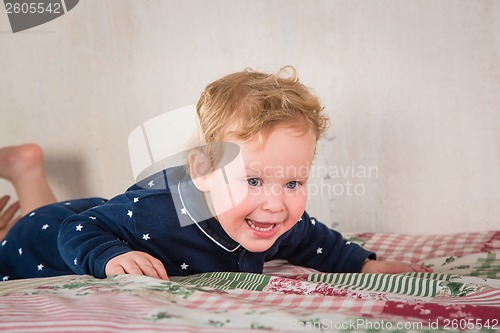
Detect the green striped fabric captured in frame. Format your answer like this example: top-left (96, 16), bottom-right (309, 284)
top-left (169, 252), bottom-right (500, 297)
top-left (305, 272), bottom-right (449, 297)
top-left (172, 272), bottom-right (449, 297)
top-left (171, 272), bottom-right (271, 291)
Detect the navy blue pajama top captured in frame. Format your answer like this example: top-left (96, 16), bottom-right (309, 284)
top-left (0, 168), bottom-right (375, 281)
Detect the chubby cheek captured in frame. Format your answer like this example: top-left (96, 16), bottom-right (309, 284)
top-left (208, 179), bottom-right (255, 219)
top-left (283, 194), bottom-right (308, 230)
top-left (217, 196), bottom-right (257, 227)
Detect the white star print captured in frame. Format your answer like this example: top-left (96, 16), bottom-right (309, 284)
top-left (42, 224), bottom-right (49, 230)
top-left (298, 217), bottom-right (303, 222)
top-left (2, 276), bottom-right (8, 281)
top-left (142, 233), bottom-right (150, 241)
top-left (127, 210), bottom-right (133, 218)
top-left (1, 240), bottom-right (6, 246)
top-left (74, 258), bottom-right (78, 265)
top-left (37, 264), bottom-right (44, 271)
top-left (316, 247), bottom-right (323, 254)
top-left (180, 263), bottom-right (189, 270)
top-left (180, 207), bottom-right (187, 215)
top-left (29, 212), bottom-right (36, 217)
top-left (148, 180), bottom-right (154, 188)
top-left (345, 241), bottom-right (352, 245)
top-left (133, 197), bottom-right (139, 203)
top-left (76, 224), bottom-right (83, 231)
top-left (310, 218), bottom-right (316, 225)
top-left (64, 202), bottom-right (71, 205)
top-left (89, 216), bottom-right (96, 220)
top-left (18, 248), bottom-right (22, 256)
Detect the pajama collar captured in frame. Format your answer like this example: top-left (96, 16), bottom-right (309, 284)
top-left (177, 171), bottom-right (241, 253)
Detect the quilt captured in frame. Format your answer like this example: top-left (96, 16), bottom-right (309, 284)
top-left (0, 231), bottom-right (499, 332)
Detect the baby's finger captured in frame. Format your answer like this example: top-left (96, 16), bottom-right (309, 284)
top-left (150, 258), bottom-right (169, 281)
top-left (123, 264), bottom-right (147, 276)
top-left (106, 265), bottom-right (126, 276)
top-left (411, 263), bottom-right (429, 272)
top-left (0, 201), bottom-right (20, 229)
top-left (135, 258), bottom-right (168, 280)
top-left (0, 195), bottom-right (9, 211)
top-left (4, 201), bottom-right (20, 220)
top-left (135, 260), bottom-right (160, 279)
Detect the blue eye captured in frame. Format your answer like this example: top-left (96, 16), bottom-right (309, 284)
top-left (247, 178), bottom-right (262, 187)
top-left (286, 181), bottom-right (300, 189)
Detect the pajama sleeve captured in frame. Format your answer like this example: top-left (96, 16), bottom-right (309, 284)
top-left (57, 192), bottom-right (139, 278)
top-left (268, 212), bottom-right (376, 273)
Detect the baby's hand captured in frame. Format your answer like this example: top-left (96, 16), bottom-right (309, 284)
top-left (105, 251), bottom-right (169, 280)
top-left (0, 195), bottom-right (20, 240)
top-left (361, 260), bottom-right (432, 274)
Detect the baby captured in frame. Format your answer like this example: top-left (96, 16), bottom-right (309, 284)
top-left (0, 67), bottom-right (430, 281)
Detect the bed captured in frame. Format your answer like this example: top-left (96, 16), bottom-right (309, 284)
top-left (1, 230), bottom-right (499, 332)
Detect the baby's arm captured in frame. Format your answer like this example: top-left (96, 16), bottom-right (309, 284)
top-left (58, 192), bottom-right (167, 279)
top-left (58, 190), bottom-right (173, 280)
top-left (272, 212), bottom-right (432, 274)
top-left (270, 212), bottom-right (375, 273)
top-left (105, 251), bottom-right (169, 280)
top-left (58, 210), bottom-right (133, 278)
top-left (361, 259), bottom-right (432, 273)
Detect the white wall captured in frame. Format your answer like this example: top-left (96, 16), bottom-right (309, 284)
top-left (1, 0), bottom-right (498, 234)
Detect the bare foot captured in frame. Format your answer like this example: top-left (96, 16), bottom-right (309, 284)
top-left (0, 144), bottom-right (56, 215)
top-left (0, 143), bottom-right (46, 184)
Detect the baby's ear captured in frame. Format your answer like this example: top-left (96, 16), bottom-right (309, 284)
top-left (188, 149), bottom-right (211, 192)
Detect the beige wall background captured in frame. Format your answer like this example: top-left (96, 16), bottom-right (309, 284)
top-left (0, 0), bottom-right (498, 234)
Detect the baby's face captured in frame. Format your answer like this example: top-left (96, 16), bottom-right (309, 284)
top-left (203, 126), bottom-right (316, 252)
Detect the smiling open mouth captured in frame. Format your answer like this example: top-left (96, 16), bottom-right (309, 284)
top-left (245, 219), bottom-right (277, 232)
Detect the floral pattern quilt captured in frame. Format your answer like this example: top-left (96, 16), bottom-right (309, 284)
top-left (0, 231), bottom-right (499, 332)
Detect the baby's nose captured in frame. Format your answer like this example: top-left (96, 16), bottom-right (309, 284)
top-left (261, 184), bottom-right (285, 212)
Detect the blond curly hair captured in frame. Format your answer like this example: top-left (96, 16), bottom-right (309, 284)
top-left (195, 66), bottom-right (329, 146)
top-left (187, 66), bottom-right (329, 173)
